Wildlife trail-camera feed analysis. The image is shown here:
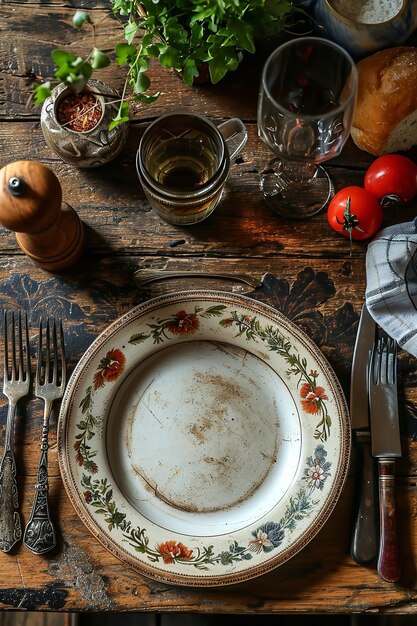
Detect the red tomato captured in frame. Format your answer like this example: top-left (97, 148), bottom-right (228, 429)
top-left (364, 154), bottom-right (417, 204)
top-left (327, 186), bottom-right (382, 241)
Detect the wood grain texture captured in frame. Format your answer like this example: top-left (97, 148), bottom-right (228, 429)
top-left (2, 0), bottom-right (417, 613)
top-left (0, 258), bottom-right (414, 612)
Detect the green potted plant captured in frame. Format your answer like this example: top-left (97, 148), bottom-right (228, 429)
top-left (34, 1), bottom-right (301, 166)
top-left (34, 11), bottom-right (153, 168)
top-left (111, 0), bottom-right (299, 89)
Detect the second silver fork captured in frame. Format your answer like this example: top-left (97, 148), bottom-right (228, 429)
top-left (23, 317), bottom-right (66, 554)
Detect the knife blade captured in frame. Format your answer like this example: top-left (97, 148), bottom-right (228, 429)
top-left (350, 303), bottom-right (378, 564)
top-left (369, 334), bottom-right (401, 583)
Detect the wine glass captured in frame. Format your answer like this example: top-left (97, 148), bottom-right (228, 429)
top-left (257, 36), bottom-right (358, 219)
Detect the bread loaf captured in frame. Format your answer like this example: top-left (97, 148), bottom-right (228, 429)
top-left (351, 47), bottom-right (417, 155)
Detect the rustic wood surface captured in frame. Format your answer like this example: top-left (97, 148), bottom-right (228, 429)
top-left (2, 0), bottom-right (417, 614)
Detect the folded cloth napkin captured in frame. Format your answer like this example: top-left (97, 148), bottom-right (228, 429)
top-left (366, 217), bottom-right (417, 358)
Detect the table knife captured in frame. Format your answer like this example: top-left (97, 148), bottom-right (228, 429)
top-left (369, 334), bottom-right (401, 583)
top-left (350, 303), bottom-right (378, 564)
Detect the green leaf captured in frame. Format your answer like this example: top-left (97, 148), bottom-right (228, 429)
top-left (112, 0), bottom-right (136, 17)
top-left (65, 67), bottom-right (92, 93)
top-left (208, 57), bottom-right (229, 84)
top-left (51, 49), bottom-right (77, 68)
top-left (190, 24), bottom-right (204, 46)
top-left (91, 48), bottom-right (111, 70)
top-left (115, 43), bottom-right (137, 65)
top-left (124, 19), bottom-right (138, 44)
top-left (133, 92), bottom-right (160, 104)
top-left (33, 82), bottom-right (52, 105)
top-left (71, 56), bottom-right (87, 70)
top-left (135, 56), bottom-right (149, 73)
top-left (159, 46), bottom-right (180, 69)
top-left (146, 44), bottom-right (161, 58)
top-left (73, 11), bottom-right (91, 29)
top-left (229, 19), bottom-right (255, 53)
top-left (108, 101), bottom-right (130, 130)
top-left (141, 33), bottom-right (154, 49)
top-left (182, 59), bottom-right (198, 86)
top-left (133, 71), bottom-right (150, 94)
top-left (189, 7), bottom-right (215, 25)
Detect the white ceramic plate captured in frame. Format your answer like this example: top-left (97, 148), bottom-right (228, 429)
top-left (58, 291), bottom-right (350, 586)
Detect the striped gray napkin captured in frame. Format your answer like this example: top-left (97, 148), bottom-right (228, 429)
top-left (366, 217), bottom-right (417, 358)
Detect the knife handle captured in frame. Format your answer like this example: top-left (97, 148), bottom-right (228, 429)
top-left (377, 458), bottom-right (401, 583)
top-left (350, 432), bottom-right (378, 564)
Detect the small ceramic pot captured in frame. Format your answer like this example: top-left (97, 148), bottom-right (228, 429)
top-left (302, 0), bottom-right (417, 59)
top-left (40, 79), bottom-right (129, 168)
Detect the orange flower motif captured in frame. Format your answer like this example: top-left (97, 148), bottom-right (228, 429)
top-left (300, 383), bottom-right (328, 414)
top-left (74, 440), bottom-right (84, 466)
top-left (157, 540), bottom-right (193, 564)
top-left (93, 348), bottom-right (126, 389)
top-left (165, 310), bottom-right (199, 335)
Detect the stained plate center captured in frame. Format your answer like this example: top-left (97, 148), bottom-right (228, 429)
top-left (106, 340), bottom-right (301, 536)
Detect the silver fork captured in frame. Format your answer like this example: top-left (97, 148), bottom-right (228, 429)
top-left (23, 317), bottom-right (66, 554)
top-left (0, 310), bottom-right (31, 552)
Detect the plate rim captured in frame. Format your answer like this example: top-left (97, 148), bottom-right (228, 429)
top-left (57, 289), bottom-right (351, 587)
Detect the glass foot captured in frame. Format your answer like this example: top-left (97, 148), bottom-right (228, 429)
top-left (260, 158), bottom-right (335, 219)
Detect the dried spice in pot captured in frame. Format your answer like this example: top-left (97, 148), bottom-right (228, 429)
top-left (57, 91), bottom-right (102, 132)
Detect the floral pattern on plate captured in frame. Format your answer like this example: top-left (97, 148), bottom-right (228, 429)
top-left (58, 291), bottom-right (350, 586)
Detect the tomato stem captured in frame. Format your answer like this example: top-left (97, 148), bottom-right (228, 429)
top-left (380, 193), bottom-right (400, 210)
top-left (335, 196), bottom-right (367, 256)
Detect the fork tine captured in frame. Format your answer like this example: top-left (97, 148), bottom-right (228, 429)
top-left (18, 311), bottom-right (30, 380)
top-left (3, 310), bottom-right (30, 382)
top-left (17, 311), bottom-right (25, 381)
top-left (376, 334), bottom-right (397, 386)
top-left (24, 311), bottom-right (30, 382)
top-left (51, 318), bottom-right (58, 384)
top-left (388, 337), bottom-right (397, 385)
top-left (36, 317), bottom-right (66, 390)
top-left (45, 318), bottom-right (51, 384)
top-left (10, 311), bottom-right (17, 381)
top-left (3, 311), bottom-right (8, 381)
top-left (36, 317), bottom-right (43, 387)
top-left (58, 318), bottom-right (66, 389)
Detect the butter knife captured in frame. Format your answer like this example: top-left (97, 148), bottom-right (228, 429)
top-left (350, 303), bottom-right (378, 564)
top-left (369, 334), bottom-right (401, 583)
top-left (134, 269), bottom-right (264, 289)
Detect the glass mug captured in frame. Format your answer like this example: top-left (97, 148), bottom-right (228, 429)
top-left (136, 113), bottom-right (247, 225)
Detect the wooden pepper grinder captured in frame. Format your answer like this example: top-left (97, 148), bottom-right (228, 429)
top-left (0, 160), bottom-right (85, 271)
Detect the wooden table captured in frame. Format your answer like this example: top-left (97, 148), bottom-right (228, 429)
top-left (1, 0), bottom-right (417, 615)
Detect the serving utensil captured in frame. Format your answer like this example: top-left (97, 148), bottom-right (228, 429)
top-left (369, 333), bottom-right (401, 582)
top-left (134, 269), bottom-right (264, 289)
top-left (0, 310), bottom-right (30, 552)
top-left (23, 317), bottom-right (66, 554)
top-left (350, 303), bottom-right (377, 564)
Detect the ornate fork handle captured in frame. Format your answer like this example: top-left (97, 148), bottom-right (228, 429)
top-left (23, 399), bottom-right (56, 554)
top-left (0, 398), bottom-right (22, 552)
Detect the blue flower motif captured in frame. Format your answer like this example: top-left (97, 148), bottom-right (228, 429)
top-left (303, 444), bottom-right (332, 490)
top-left (249, 521), bottom-right (284, 553)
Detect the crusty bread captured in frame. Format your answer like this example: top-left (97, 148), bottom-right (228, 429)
top-left (351, 47), bottom-right (417, 156)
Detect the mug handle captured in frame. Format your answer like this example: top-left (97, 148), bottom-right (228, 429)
top-left (217, 118), bottom-right (248, 161)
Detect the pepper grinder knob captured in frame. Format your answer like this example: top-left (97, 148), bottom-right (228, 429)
top-left (0, 160), bottom-right (85, 271)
